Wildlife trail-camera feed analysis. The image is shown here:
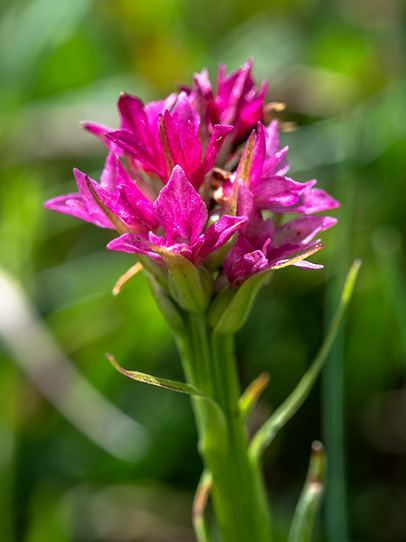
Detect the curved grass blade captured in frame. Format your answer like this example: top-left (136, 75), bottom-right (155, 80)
top-left (250, 259), bottom-right (361, 460)
top-left (288, 441), bottom-right (326, 542)
top-left (193, 469), bottom-right (213, 542)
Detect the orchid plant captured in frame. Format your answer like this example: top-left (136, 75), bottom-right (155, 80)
top-left (45, 60), bottom-right (360, 542)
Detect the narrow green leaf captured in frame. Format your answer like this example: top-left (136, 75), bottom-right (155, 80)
top-left (288, 441), bottom-right (326, 542)
top-left (107, 353), bottom-right (209, 398)
top-left (249, 259), bottom-right (361, 459)
top-left (107, 354), bottom-right (227, 441)
top-left (193, 469), bottom-right (213, 542)
top-left (239, 372), bottom-right (270, 421)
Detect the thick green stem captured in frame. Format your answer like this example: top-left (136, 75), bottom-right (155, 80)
top-left (177, 314), bottom-right (273, 542)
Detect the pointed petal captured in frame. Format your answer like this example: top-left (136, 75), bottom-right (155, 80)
top-left (154, 166), bottom-right (208, 246)
top-left (74, 168), bottom-right (117, 227)
top-left (81, 121), bottom-right (122, 153)
top-left (262, 146), bottom-right (289, 177)
top-left (117, 93), bottom-right (147, 133)
top-left (107, 232), bottom-right (162, 260)
top-left (202, 215), bottom-right (247, 253)
top-left (235, 122), bottom-right (266, 187)
top-left (171, 91), bottom-right (201, 137)
top-left (253, 175), bottom-right (305, 210)
top-left (273, 216), bottom-right (337, 248)
top-left (190, 124), bottom-right (234, 188)
top-left (144, 93), bottom-right (177, 131)
top-left (224, 233), bottom-right (269, 284)
top-left (286, 182), bottom-right (340, 214)
top-left (44, 193), bottom-right (113, 229)
top-left (106, 130), bottom-right (163, 176)
top-left (100, 151), bottom-right (120, 191)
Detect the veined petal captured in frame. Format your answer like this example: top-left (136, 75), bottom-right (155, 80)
top-left (107, 232), bottom-right (163, 260)
top-left (74, 168), bottom-right (117, 227)
top-left (144, 93), bottom-right (177, 132)
top-left (273, 216), bottom-right (337, 248)
top-left (202, 215), bottom-right (247, 252)
top-left (44, 193), bottom-right (113, 229)
top-left (235, 122), bottom-right (265, 187)
top-left (224, 233), bottom-right (269, 284)
top-left (171, 91), bottom-right (201, 137)
top-left (154, 166), bottom-right (208, 246)
top-left (81, 121), bottom-right (122, 154)
top-left (117, 93), bottom-right (147, 133)
top-left (253, 175), bottom-right (305, 210)
top-left (284, 182), bottom-right (340, 214)
top-left (262, 146), bottom-right (289, 177)
top-left (190, 124), bottom-right (234, 188)
top-left (106, 129), bottom-right (163, 177)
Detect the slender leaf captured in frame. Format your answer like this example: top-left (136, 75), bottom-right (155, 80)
top-left (249, 259), bottom-right (361, 459)
top-left (288, 441), bottom-right (326, 542)
top-left (107, 353), bottom-right (210, 397)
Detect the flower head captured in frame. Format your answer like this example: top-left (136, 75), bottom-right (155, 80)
top-left (45, 60), bottom-right (339, 298)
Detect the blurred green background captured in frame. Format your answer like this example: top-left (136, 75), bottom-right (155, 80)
top-left (0, 0), bottom-right (405, 540)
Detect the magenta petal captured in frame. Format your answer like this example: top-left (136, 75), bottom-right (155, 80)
top-left (292, 259), bottom-right (324, 269)
top-left (190, 124), bottom-right (234, 188)
top-left (253, 175), bottom-right (305, 210)
top-left (203, 215), bottom-right (247, 252)
top-left (161, 110), bottom-right (185, 171)
top-left (262, 146), bottom-right (289, 177)
top-left (249, 122), bottom-right (266, 186)
top-left (107, 232), bottom-right (162, 260)
top-left (117, 93), bottom-right (147, 133)
top-left (236, 179), bottom-right (255, 219)
top-left (154, 166), bottom-right (208, 246)
top-left (286, 183), bottom-right (340, 214)
top-left (273, 216), bottom-right (337, 248)
top-left (224, 235), bottom-right (268, 284)
top-left (106, 130), bottom-right (163, 176)
top-left (44, 193), bottom-right (112, 229)
top-left (144, 93), bottom-right (177, 132)
top-left (171, 92), bottom-right (201, 137)
top-left (81, 121), bottom-right (117, 151)
top-left (242, 211), bottom-right (274, 250)
top-left (73, 169), bottom-right (116, 227)
top-left (99, 152), bottom-right (120, 191)
top-left (182, 120), bottom-right (203, 177)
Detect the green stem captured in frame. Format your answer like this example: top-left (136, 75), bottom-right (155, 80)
top-left (177, 314), bottom-right (272, 542)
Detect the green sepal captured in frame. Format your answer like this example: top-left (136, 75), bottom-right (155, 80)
top-left (145, 272), bottom-right (185, 335)
top-left (208, 270), bottom-right (273, 334)
top-left (157, 249), bottom-right (212, 314)
top-left (288, 441), bottom-right (326, 542)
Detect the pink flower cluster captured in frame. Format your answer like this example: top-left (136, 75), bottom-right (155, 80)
top-left (45, 60), bottom-right (339, 288)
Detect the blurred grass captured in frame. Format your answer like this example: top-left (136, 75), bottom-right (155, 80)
top-left (0, 0), bottom-right (405, 540)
